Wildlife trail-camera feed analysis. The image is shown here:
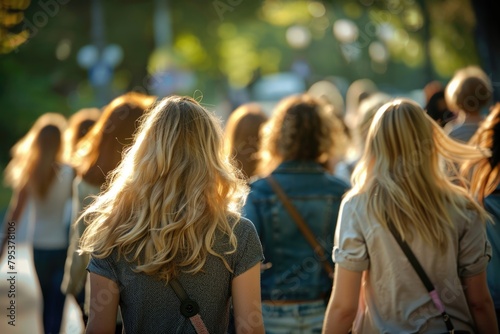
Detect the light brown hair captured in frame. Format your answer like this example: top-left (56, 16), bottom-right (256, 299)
top-left (224, 103), bottom-right (268, 179)
top-left (4, 113), bottom-right (67, 198)
top-left (73, 92), bottom-right (156, 185)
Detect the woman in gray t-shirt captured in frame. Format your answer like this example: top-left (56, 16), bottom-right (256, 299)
top-left (79, 96), bottom-right (265, 333)
top-left (323, 99), bottom-right (498, 334)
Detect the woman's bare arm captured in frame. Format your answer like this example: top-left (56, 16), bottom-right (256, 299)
top-left (462, 271), bottom-right (499, 334)
top-left (232, 263), bottom-right (265, 334)
top-left (86, 272), bottom-right (120, 334)
top-left (323, 266), bottom-right (362, 334)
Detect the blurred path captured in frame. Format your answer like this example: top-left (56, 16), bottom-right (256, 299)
top-left (0, 244), bottom-right (43, 333)
top-left (0, 244), bottom-right (84, 334)
top-left (61, 295), bottom-right (84, 334)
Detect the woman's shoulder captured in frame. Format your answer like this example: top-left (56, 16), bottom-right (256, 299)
top-left (232, 216), bottom-right (258, 237)
top-left (341, 192), bottom-right (364, 208)
top-left (446, 201), bottom-right (486, 233)
top-left (324, 173), bottom-right (351, 192)
top-left (214, 216), bottom-right (262, 260)
top-left (246, 177), bottom-right (273, 199)
top-left (248, 176), bottom-right (268, 189)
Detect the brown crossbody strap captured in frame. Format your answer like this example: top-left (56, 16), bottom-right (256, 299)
top-left (265, 175), bottom-right (334, 278)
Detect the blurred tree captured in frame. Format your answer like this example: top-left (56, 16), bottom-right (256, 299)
top-left (0, 0), bottom-right (30, 53)
top-left (471, 0), bottom-right (500, 102)
top-left (0, 0), bottom-right (492, 171)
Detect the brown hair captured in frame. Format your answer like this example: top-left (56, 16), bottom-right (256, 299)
top-left (224, 103), bottom-right (268, 179)
top-left (257, 94), bottom-right (347, 176)
top-left (64, 108), bottom-right (100, 163)
top-left (73, 92), bottom-right (156, 184)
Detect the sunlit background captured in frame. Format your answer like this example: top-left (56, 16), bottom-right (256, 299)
top-left (1, 0), bottom-right (499, 214)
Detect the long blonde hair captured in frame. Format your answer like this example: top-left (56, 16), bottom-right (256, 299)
top-left (4, 113), bottom-right (67, 198)
top-left (79, 96), bottom-right (248, 281)
top-left (348, 99), bottom-right (489, 250)
top-left (257, 94), bottom-right (347, 176)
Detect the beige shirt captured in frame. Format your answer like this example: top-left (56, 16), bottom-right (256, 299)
top-left (61, 177), bottom-right (100, 298)
top-left (334, 195), bottom-right (491, 334)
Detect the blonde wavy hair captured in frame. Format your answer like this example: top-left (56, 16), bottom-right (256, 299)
top-left (79, 96), bottom-right (248, 281)
top-left (4, 113), bottom-right (67, 198)
top-left (348, 99), bottom-right (489, 250)
top-left (462, 103), bottom-right (500, 203)
top-left (257, 94), bottom-right (347, 176)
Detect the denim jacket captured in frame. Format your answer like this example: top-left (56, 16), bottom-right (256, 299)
top-left (243, 161), bottom-right (349, 301)
top-left (484, 189), bottom-right (500, 310)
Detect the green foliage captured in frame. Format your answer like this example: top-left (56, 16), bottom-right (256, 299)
top-left (0, 0), bottom-right (484, 213)
top-left (0, 0), bottom-right (31, 53)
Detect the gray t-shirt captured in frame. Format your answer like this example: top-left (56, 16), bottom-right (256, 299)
top-left (448, 123), bottom-right (479, 143)
top-left (87, 217), bottom-right (263, 334)
top-left (334, 195), bottom-right (491, 334)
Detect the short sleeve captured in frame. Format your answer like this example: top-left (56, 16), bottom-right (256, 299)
top-left (332, 197), bottom-right (369, 272)
top-left (457, 211), bottom-right (492, 277)
top-left (232, 218), bottom-right (264, 277)
top-left (87, 254), bottom-right (120, 283)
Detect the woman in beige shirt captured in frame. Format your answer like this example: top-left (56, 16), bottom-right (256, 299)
top-left (323, 99), bottom-right (498, 333)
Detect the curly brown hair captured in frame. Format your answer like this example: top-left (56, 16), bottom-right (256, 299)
top-left (256, 94), bottom-right (347, 176)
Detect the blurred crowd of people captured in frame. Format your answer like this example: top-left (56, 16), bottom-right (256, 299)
top-left (0, 64), bottom-right (499, 333)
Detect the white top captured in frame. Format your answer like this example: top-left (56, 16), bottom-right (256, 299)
top-left (31, 164), bottom-right (74, 250)
top-left (334, 195), bottom-right (491, 334)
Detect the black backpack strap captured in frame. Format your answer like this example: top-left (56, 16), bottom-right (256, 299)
top-left (169, 278), bottom-right (209, 334)
top-left (387, 222), bottom-right (455, 333)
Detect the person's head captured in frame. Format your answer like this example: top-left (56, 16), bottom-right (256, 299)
top-left (224, 103), bottom-right (268, 179)
top-left (445, 66), bottom-right (492, 114)
top-left (423, 80), bottom-right (443, 104)
top-left (308, 79), bottom-right (351, 145)
top-left (64, 108), bottom-right (100, 163)
top-left (73, 92), bottom-right (156, 179)
top-left (79, 96), bottom-right (248, 281)
top-left (351, 92), bottom-right (391, 158)
top-left (307, 80), bottom-right (345, 118)
top-left (462, 103), bottom-right (500, 203)
top-left (4, 113), bottom-right (67, 198)
top-left (257, 94), bottom-right (347, 175)
top-left (350, 98), bottom-right (488, 250)
top-left (425, 90), bottom-right (456, 127)
top-left (345, 78), bottom-right (377, 130)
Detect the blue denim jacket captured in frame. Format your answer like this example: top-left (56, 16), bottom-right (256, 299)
top-left (243, 161), bottom-right (349, 301)
top-left (484, 191), bottom-right (500, 310)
